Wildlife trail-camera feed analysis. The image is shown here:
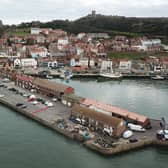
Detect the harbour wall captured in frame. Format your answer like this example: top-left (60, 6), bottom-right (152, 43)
top-left (0, 94), bottom-right (168, 156)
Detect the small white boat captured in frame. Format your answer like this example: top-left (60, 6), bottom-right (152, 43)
top-left (99, 72), bottom-right (123, 79)
top-left (59, 70), bottom-right (73, 80)
top-left (151, 75), bottom-right (164, 80)
top-left (46, 75), bottom-right (53, 79)
top-left (127, 123), bottom-right (146, 132)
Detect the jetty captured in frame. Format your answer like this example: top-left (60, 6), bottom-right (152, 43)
top-left (0, 75), bottom-right (168, 156)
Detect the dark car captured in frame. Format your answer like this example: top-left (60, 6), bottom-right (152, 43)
top-left (0, 84), bottom-right (4, 87)
top-left (16, 103), bottom-right (24, 107)
top-left (15, 90), bottom-right (20, 94)
top-left (36, 98), bottom-right (43, 102)
top-left (3, 85), bottom-right (8, 88)
top-left (129, 139), bottom-right (138, 143)
top-left (20, 104), bottom-right (27, 109)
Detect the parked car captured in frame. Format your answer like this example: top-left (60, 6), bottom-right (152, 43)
top-left (0, 84), bottom-right (4, 87)
top-left (123, 130), bottom-right (133, 139)
top-left (20, 104), bottom-right (27, 109)
top-left (156, 130), bottom-right (168, 140)
top-left (2, 78), bottom-right (10, 83)
top-left (52, 98), bottom-right (58, 102)
top-left (16, 103), bottom-right (24, 107)
top-left (23, 94), bottom-right (28, 97)
top-left (3, 85), bottom-right (8, 88)
top-left (0, 94), bottom-right (4, 98)
top-left (129, 139), bottom-right (138, 143)
top-left (32, 101), bottom-right (39, 105)
top-left (8, 88), bottom-right (17, 92)
top-left (47, 102), bottom-right (54, 107)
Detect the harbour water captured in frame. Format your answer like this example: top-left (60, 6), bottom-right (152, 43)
top-left (0, 79), bottom-right (168, 168)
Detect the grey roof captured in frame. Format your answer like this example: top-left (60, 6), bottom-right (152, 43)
top-left (51, 52), bottom-right (66, 57)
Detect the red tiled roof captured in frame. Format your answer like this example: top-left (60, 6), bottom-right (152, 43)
top-left (17, 75), bottom-right (33, 82)
top-left (81, 98), bottom-right (149, 124)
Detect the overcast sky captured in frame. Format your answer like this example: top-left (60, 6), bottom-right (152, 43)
top-left (1, 0), bottom-right (168, 25)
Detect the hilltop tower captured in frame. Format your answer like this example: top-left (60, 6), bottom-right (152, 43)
top-left (91, 10), bottom-right (96, 18)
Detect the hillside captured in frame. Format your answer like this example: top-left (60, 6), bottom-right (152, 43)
top-left (2, 14), bottom-right (168, 37)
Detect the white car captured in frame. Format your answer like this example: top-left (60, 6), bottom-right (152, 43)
top-left (2, 78), bottom-right (10, 83)
top-left (47, 102), bottom-right (54, 107)
top-left (30, 89), bottom-right (36, 93)
top-left (29, 95), bottom-right (36, 99)
top-left (32, 101), bottom-right (38, 105)
top-left (23, 94), bottom-right (28, 97)
top-left (157, 130), bottom-right (168, 139)
top-left (45, 101), bottom-right (49, 105)
top-left (0, 94), bottom-right (4, 98)
top-left (123, 130), bottom-right (133, 139)
top-left (52, 98), bottom-right (58, 102)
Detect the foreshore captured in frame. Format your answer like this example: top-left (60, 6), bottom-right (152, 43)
top-left (0, 79), bottom-right (168, 156)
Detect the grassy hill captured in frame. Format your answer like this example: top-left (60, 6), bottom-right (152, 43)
top-left (2, 14), bottom-right (168, 38)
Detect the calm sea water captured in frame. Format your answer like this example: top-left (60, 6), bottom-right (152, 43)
top-left (0, 79), bottom-right (168, 168)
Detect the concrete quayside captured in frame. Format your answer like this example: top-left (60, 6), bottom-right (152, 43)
top-left (0, 77), bottom-right (168, 156)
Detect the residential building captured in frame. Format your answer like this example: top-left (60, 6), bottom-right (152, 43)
top-left (31, 28), bottom-right (40, 35)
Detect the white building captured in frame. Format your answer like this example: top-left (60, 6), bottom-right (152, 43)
top-left (101, 60), bottom-right (113, 72)
top-left (136, 39), bottom-right (161, 52)
top-left (30, 47), bottom-right (48, 58)
top-left (48, 61), bottom-right (58, 69)
top-left (31, 28), bottom-right (40, 35)
top-left (14, 59), bottom-right (21, 68)
top-left (141, 39), bottom-right (161, 47)
top-left (70, 58), bottom-right (76, 67)
top-left (119, 61), bottom-right (132, 72)
top-left (58, 38), bottom-right (69, 45)
top-left (17, 58), bottom-right (38, 68)
top-left (77, 33), bottom-right (86, 39)
top-left (153, 65), bottom-right (163, 72)
top-left (162, 44), bottom-right (168, 52)
top-left (76, 47), bottom-right (84, 56)
top-left (77, 58), bottom-right (95, 67)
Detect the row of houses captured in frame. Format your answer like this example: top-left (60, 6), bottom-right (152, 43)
top-left (0, 54), bottom-right (167, 75)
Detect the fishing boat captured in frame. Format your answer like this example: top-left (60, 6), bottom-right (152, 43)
top-left (151, 75), bottom-right (164, 80)
top-left (99, 72), bottom-right (123, 80)
top-left (59, 70), bottom-right (73, 80)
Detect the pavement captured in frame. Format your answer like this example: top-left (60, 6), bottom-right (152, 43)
top-left (0, 79), bottom-right (71, 124)
top-left (132, 119), bottom-right (161, 141)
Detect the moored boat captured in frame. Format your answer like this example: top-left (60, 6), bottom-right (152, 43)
top-left (99, 72), bottom-right (123, 80)
top-left (151, 75), bottom-right (164, 80)
top-left (59, 70), bottom-right (73, 80)
top-left (46, 75), bottom-right (53, 79)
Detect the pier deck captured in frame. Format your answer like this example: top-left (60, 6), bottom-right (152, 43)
top-left (0, 79), bottom-right (168, 156)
